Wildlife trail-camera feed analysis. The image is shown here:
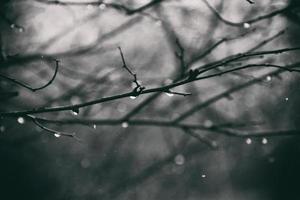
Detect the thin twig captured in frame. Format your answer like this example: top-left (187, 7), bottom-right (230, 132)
top-left (0, 58), bottom-right (59, 92)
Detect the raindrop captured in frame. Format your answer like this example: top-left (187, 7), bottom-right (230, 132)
top-left (266, 76), bottom-right (272, 82)
top-left (243, 22), bottom-right (251, 29)
top-left (99, 3), bottom-right (106, 10)
top-left (122, 122), bottom-right (129, 128)
top-left (130, 96), bottom-right (137, 99)
top-left (285, 97), bottom-right (289, 101)
top-left (203, 120), bottom-right (213, 128)
top-left (174, 154), bottom-right (185, 166)
top-left (262, 137), bottom-right (268, 144)
top-left (245, 138), bottom-right (252, 144)
top-left (71, 108), bottom-right (79, 116)
top-left (201, 174), bottom-right (206, 178)
top-left (166, 92), bottom-right (174, 97)
top-left (10, 24), bottom-right (16, 29)
top-left (93, 124), bottom-right (97, 129)
top-left (17, 117), bottom-right (25, 124)
top-left (0, 126), bottom-right (5, 133)
top-left (54, 133), bottom-right (61, 138)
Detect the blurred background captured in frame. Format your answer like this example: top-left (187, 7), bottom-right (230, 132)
top-left (1, 0), bottom-right (300, 199)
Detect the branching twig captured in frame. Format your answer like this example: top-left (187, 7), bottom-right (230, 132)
top-left (202, 0), bottom-right (287, 27)
top-left (118, 47), bottom-right (145, 96)
top-left (26, 115), bottom-right (79, 139)
top-left (245, 0), bottom-right (255, 4)
top-left (0, 48), bottom-right (300, 117)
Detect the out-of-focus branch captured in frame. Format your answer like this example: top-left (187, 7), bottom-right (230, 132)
top-left (37, 0), bottom-right (167, 15)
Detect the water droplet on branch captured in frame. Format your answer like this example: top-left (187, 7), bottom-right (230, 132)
top-left (122, 122), bottom-right (129, 128)
top-left (71, 108), bottom-right (79, 116)
top-left (243, 23), bottom-right (251, 29)
top-left (54, 133), bottom-right (61, 138)
top-left (17, 117), bottom-right (25, 124)
top-left (245, 138), bottom-right (252, 144)
top-left (130, 96), bottom-right (137, 99)
top-left (93, 124), bottom-right (97, 129)
top-left (262, 138), bottom-right (268, 144)
top-left (166, 92), bottom-right (174, 97)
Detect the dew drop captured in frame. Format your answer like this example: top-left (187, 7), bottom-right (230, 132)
top-left (201, 174), bottom-right (206, 178)
top-left (245, 138), bottom-right (252, 144)
top-left (174, 154), bottom-right (185, 166)
top-left (54, 133), bottom-right (61, 138)
top-left (285, 97), bottom-right (289, 101)
top-left (166, 92), bottom-right (174, 97)
top-left (243, 23), bottom-right (251, 29)
top-left (17, 117), bottom-right (25, 124)
top-left (130, 96), bottom-right (137, 99)
top-left (262, 137), bottom-right (268, 144)
top-left (93, 124), bottom-right (97, 129)
top-left (122, 122), bottom-right (129, 128)
top-left (71, 108), bottom-right (79, 116)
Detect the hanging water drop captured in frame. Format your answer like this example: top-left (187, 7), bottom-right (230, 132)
top-left (262, 137), bottom-right (268, 144)
top-left (130, 96), bottom-right (137, 99)
top-left (243, 23), bottom-right (251, 29)
top-left (71, 108), bottom-right (79, 116)
top-left (122, 122), bottom-right (129, 128)
top-left (93, 124), bottom-right (97, 129)
top-left (245, 138), bottom-right (252, 144)
top-left (10, 24), bottom-right (16, 29)
top-left (174, 154), bottom-right (185, 166)
top-left (166, 92), bottom-right (174, 97)
top-left (201, 174), bottom-right (206, 178)
top-left (285, 97), bottom-right (289, 101)
top-left (17, 117), bottom-right (25, 124)
top-left (54, 133), bottom-right (61, 138)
